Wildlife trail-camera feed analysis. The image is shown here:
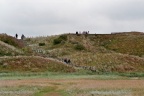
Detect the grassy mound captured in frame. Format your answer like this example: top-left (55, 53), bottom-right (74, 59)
top-left (0, 41), bottom-right (24, 56)
top-left (0, 34), bottom-right (25, 48)
top-left (61, 52), bottom-right (144, 73)
top-left (22, 32), bottom-right (144, 73)
top-left (92, 33), bottom-right (144, 57)
top-left (0, 56), bottom-right (75, 72)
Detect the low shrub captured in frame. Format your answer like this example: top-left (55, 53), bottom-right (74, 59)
top-left (74, 43), bottom-right (85, 51)
top-left (39, 43), bottom-right (45, 46)
top-left (53, 38), bottom-right (62, 45)
top-left (53, 35), bottom-right (67, 45)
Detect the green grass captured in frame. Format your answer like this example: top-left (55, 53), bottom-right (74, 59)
top-left (0, 70), bottom-right (144, 80)
top-left (119, 72), bottom-right (144, 77)
top-left (34, 87), bottom-right (56, 96)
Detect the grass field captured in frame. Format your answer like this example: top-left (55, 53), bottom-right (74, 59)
top-left (0, 71), bottom-right (144, 96)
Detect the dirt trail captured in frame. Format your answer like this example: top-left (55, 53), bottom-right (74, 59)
top-left (0, 78), bottom-right (144, 89)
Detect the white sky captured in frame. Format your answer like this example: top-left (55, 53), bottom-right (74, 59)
top-left (0, 0), bottom-right (144, 37)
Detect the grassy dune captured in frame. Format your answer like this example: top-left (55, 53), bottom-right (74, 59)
top-left (0, 34), bottom-right (24, 48)
top-left (0, 34), bottom-right (25, 56)
top-left (61, 52), bottom-right (144, 73)
top-left (0, 41), bottom-right (24, 56)
top-left (0, 32), bottom-right (144, 73)
top-left (0, 56), bottom-right (75, 72)
top-left (23, 33), bottom-right (144, 73)
top-left (104, 35), bottom-right (144, 56)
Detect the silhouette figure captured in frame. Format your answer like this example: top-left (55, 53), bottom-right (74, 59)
top-left (21, 34), bottom-right (25, 40)
top-left (15, 34), bottom-right (18, 39)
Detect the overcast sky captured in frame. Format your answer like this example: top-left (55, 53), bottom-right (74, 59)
top-left (0, 0), bottom-right (144, 37)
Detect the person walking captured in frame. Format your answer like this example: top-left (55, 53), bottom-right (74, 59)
top-left (15, 33), bottom-right (18, 39)
top-left (21, 34), bottom-right (25, 40)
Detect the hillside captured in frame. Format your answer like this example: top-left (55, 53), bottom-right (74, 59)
top-left (0, 34), bottom-right (75, 73)
top-left (0, 56), bottom-right (75, 72)
top-left (0, 40), bottom-right (25, 56)
top-left (92, 33), bottom-right (144, 57)
top-left (0, 34), bottom-right (25, 56)
top-left (0, 32), bottom-right (144, 73)
top-left (0, 34), bottom-right (25, 48)
top-left (24, 32), bottom-right (144, 73)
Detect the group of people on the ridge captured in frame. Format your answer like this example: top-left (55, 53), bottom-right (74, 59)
top-left (76, 31), bottom-right (89, 35)
top-left (15, 33), bottom-right (25, 40)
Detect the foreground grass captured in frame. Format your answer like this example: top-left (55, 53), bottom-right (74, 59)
top-left (65, 88), bottom-right (144, 96)
top-left (1, 83), bottom-right (144, 96)
top-left (24, 86), bottom-right (144, 96)
top-left (0, 69), bottom-right (144, 80)
top-left (0, 71), bottom-right (144, 96)
top-left (1, 70), bottom-right (144, 80)
top-left (0, 86), bottom-right (41, 96)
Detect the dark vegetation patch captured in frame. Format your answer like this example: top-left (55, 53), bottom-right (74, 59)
top-left (39, 43), bottom-right (45, 46)
top-left (53, 35), bottom-right (67, 45)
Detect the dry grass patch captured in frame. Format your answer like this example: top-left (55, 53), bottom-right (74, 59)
top-left (0, 56), bottom-right (75, 72)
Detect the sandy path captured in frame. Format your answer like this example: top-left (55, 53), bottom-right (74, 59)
top-left (0, 78), bottom-right (144, 89)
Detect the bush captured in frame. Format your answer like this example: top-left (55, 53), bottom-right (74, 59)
top-left (39, 43), bottom-right (45, 46)
top-left (53, 35), bottom-right (67, 45)
top-left (53, 38), bottom-right (62, 45)
top-left (74, 43), bottom-right (85, 51)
